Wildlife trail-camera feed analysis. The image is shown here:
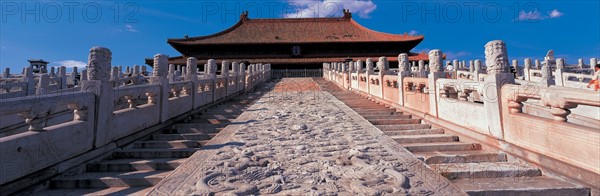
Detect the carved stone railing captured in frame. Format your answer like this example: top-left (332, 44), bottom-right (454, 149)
top-left (0, 48), bottom-right (272, 192)
top-left (322, 46), bottom-right (600, 189)
top-left (502, 84), bottom-right (600, 176)
top-left (0, 91), bottom-right (95, 185)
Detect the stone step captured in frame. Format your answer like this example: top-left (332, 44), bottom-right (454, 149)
top-left (391, 134), bottom-right (459, 144)
top-left (192, 114), bottom-right (239, 119)
top-left (403, 142), bottom-right (482, 152)
top-left (414, 151), bottom-right (507, 164)
top-left (50, 170), bottom-right (171, 189)
top-left (169, 125), bottom-right (222, 134)
top-left (86, 158), bottom-right (185, 172)
top-left (369, 119), bottom-right (421, 125)
top-left (360, 113), bottom-right (406, 119)
top-left (152, 133), bottom-right (216, 141)
top-left (430, 162), bottom-right (542, 179)
top-left (33, 187), bottom-right (153, 196)
top-left (112, 148), bottom-right (199, 159)
top-left (133, 140), bottom-right (203, 148)
top-left (384, 128), bottom-right (445, 136)
top-left (361, 115), bottom-right (411, 120)
top-left (451, 176), bottom-right (590, 196)
top-left (355, 111), bottom-right (399, 116)
top-left (376, 124), bottom-right (432, 131)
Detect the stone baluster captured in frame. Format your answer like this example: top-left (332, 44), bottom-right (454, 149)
top-left (126, 66), bottom-right (131, 74)
top-left (185, 57), bottom-right (198, 83)
top-left (512, 59), bottom-right (519, 78)
top-left (80, 69), bottom-right (88, 81)
top-left (58, 66), bottom-right (67, 89)
top-left (418, 60), bottom-right (426, 77)
top-left (36, 74), bottom-right (49, 95)
top-left (49, 67), bottom-right (56, 77)
top-left (141, 66), bottom-right (147, 76)
top-left (427, 49), bottom-right (444, 117)
top-left (23, 67), bottom-right (36, 95)
top-left (207, 59), bottom-right (217, 79)
top-left (534, 59), bottom-right (540, 69)
top-left (232, 62), bottom-right (240, 75)
top-left (578, 59), bottom-right (584, 69)
top-left (554, 58), bottom-right (565, 86)
top-left (591, 58), bottom-right (598, 71)
top-left (132, 65), bottom-right (141, 84)
top-left (482, 40), bottom-right (515, 140)
top-left (177, 65), bottom-right (182, 73)
top-left (452, 59), bottom-right (459, 71)
top-left (356, 60), bottom-right (364, 73)
top-left (366, 58), bottom-right (374, 75)
top-left (221, 61), bottom-right (230, 77)
top-left (167, 64), bottom-right (176, 83)
top-left (377, 57), bottom-right (389, 75)
top-left (398, 53), bottom-right (410, 72)
top-left (474, 60), bottom-right (482, 81)
top-left (110, 66), bottom-right (119, 86)
top-left (2, 67), bottom-right (9, 78)
top-left (80, 47), bottom-right (113, 146)
top-left (469, 60), bottom-right (474, 72)
top-left (150, 54), bottom-right (170, 123)
top-left (540, 60), bottom-right (555, 87)
top-left (461, 60), bottom-right (467, 70)
top-left (70, 66), bottom-right (79, 85)
top-left (523, 58), bottom-right (531, 81)
top-left (117, 66), bottom-right (123, 78)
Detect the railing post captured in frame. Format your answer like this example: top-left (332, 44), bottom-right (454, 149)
top-left (185, 57), bottom-right (199, 108)
top-left (150, 54), bottom-right (170, 123)
top-left (23, 67), bottom-right (35, 96)
top-left (555, 58), bottom-right (565, 87)
top-left (482, 40), bottom-right (515, 140)
top-left (2, 67), bottom-right (9, 78)
top-left (81, 46), bottom-right (113, 147)
top-left (58, 66), bottom-right (67, 89)
top-left (523, 58), bottom-right (531, 81)
top-left (428, 49), bottom-right (444, 117)
top-left (398, 53), bottom-right (410, 106)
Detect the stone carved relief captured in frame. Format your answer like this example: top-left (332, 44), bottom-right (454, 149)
top-left (484, 40), bottom-right (509, 75)
top-left (151, 79), bottom-right (463, 195)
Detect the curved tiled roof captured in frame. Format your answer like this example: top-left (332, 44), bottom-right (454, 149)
top-left (168, 16), bottom-right (424, 45)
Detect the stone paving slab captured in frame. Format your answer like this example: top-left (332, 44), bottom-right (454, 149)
top-left (149, 78), bottom-right (465, 195)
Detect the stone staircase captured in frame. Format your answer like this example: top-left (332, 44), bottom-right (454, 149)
top-left (315, 78), bottom-right (590, 196)
top-left (34, 94), bottom-right (260, 195)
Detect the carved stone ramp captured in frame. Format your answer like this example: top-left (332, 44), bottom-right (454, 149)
top-left (149, 78), bottom-right (465, 195)
top-left (314, 78), bottom-right (590, 196)
top-left (33, 90), bottom-right (266, 196)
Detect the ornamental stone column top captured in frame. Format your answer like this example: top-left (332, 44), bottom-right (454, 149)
top-left (87, 47), bottom-right (112, 81)
top-left (398, 53), bottom-right (409, 71)
top-left (484, 40), bottom-right (510, 75)
top-left (428, 49), bottom-right (442, 72)
top-left (153, 54), bottom-right (168, 77)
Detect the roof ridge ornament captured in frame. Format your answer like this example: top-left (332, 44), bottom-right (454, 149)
top-left (240, 11), bottom-right (249, 20)
top-left (343, 9), bottom-right (352, 19)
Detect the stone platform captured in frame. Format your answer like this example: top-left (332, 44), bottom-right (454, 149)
top-left (149, 78), bottom-right (465, 195)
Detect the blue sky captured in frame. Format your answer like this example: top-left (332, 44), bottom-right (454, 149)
top-left (1, 0), bottom-right (599, 71)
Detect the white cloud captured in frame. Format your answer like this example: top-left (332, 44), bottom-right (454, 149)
top-left (517, 9), bottom-right (563, 21)
top-left (284, 0), bottom-right (377, 18)
top-left (408, 30), bottom-right (419, 36)
top-left (125, 24), bottom-right (138, 32)
top-left (548, 9), bottom-right (563, 18)
top-left (53, 60), bottom-right (87, 68)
